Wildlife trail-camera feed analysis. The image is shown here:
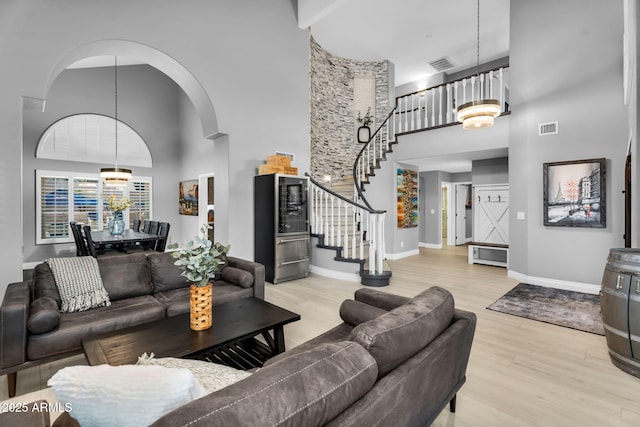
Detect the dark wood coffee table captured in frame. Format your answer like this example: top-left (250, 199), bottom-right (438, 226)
top-left (82, 297), bottom-right (300, 370)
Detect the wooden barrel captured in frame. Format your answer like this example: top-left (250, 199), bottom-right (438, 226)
top-left (601, 248), bottom-right (640, 377)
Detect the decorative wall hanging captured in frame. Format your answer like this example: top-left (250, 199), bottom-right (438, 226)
top-left (179, 180), bottom-right (199, 216)
top-left (543, 158), bottom-right (606, 227)
top-left (354, 74), bottom-right (376, 143)
top-left (397, 168), bottom-right (418, 228)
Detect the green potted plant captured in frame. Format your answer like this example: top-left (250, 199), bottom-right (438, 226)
top-left (168, 224), bottom-right (230, 330)
top-left (356, 107), bottom-right (373, 143)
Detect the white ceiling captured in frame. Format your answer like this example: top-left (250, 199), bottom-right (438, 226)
top-left (307, 0), bottom-right (510, 87)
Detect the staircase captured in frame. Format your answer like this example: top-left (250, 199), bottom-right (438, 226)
top-left (309, 109), bottom-right (396, 287)
top-left (309, 66), bottom-right (510, 286)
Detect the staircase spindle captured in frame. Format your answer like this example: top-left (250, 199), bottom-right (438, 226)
top-left (410, 94), bottom-right (415, 131)
top-left (446, 83), bottom-right (452, 123)
top-left (438, 86), bottom-right (443, 125)
top-left (404, 97), bottom-right (409, 131)
top-left (431, 90), bottom-right (435, 127)
top-left (499, 67), bottom-right (504, 113)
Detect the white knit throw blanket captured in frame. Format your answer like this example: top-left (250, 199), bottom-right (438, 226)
top-left (47, 257), bottom-right (111, 313)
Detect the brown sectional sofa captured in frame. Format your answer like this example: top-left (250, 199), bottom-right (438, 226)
top-left (148, 286), bottom-right (476, 427)
top-left (0, 252), bottom-right (265, 398)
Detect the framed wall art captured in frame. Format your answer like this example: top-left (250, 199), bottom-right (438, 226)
top-left (179, 179), bottom-right (198, 216)
top-left (543, 158), bottom-right (606, 227)
top-left (397, 168), bottom-right (418, 228)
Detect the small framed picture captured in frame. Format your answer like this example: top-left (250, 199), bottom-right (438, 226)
top-left (543, 158), bottom-right (606, 227)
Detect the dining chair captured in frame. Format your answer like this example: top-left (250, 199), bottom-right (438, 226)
top-left (155, 222), bottom-right (171, 252)
top-left (70, 222), bottom-right (89, 256)
top-left (82, 225), bottom-right (98, 258)
top-left (142, 221), bottom-right (151, 233)
top-left (132, 219), bottom-right (141, 232)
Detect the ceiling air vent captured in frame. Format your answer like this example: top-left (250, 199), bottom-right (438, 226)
top-left (539, 121), bottom-right (558, 136)
top-left (428, 57), bottom-right (455, 72)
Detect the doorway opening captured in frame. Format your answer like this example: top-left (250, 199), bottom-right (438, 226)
top-left (441, 182), bottom-right (472, 246)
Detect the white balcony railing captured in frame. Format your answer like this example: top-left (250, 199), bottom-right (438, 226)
top-left (395, 66), bottom-right (510, 133)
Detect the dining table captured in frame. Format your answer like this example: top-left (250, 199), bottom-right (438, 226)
top-left (89, 229), bottom-right (159, 253)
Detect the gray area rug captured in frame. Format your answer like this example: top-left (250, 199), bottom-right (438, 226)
top-left (487, 283), bottom-right (604, 335)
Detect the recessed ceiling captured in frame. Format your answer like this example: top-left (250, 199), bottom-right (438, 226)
top-left (306, 0), bottom-right (510, 86)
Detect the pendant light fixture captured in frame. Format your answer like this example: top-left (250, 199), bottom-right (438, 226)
top-left (100, 56), bottom-right (132, 186)
top-left (456, 0), bottom-right (501, 130)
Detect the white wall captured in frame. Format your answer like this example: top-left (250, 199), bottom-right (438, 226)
top-left (0, 0), bottom-right (309, 302)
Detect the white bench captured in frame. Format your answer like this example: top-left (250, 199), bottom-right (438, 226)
top-left (468, 243), bottom-right (508, 268)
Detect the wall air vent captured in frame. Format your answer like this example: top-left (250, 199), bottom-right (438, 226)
top-left (428, 57), bottom-right (455, 72)
top-left (539, 121), bottom-right (558, 136)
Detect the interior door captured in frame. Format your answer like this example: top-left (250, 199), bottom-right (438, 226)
top-left (455, 184), bottom-right (468, 245)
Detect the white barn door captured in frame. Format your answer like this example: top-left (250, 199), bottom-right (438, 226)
top-left (473, 184), bottom-right (509, 245)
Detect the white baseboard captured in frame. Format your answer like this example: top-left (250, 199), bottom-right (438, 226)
top-left (419, 242), bottom-right (442, 249)
top-left (309, 265), bottom-right (360, 283)
top-left (507, 270), bottom-right (600, 295)
top-left (386, 249), bottom-right (420, 260)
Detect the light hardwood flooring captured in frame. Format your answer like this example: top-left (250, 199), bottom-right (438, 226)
top-left (3, 245), bottom-right (640, 426)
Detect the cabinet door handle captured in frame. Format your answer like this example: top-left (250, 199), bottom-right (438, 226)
top-left (616, 275), bottom-right (624, 290)
top-left (278, 237), bottom-right (309, 244)
top-left (280, 258), bottom-right (309, 266)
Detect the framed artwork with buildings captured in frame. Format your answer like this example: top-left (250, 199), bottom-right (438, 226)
top-left (543, 158), bottom-right (606, 227)
top-left (179, 179), bottom-right (199, 216)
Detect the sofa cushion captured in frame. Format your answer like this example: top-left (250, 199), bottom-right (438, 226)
top-left (27, 297), bottom-right (60, 334)
top-left (154, 282), bottom-right (254, 317)
top-left (147, 252), bottom-right (189, 293)
top-left (151, 341), bottom-right (378, 427)
top-left (349, 286), bottom-right (454, 377)
top-left (33, 263), bottom-right (62, 308)
top-left (27, 295), bottom-right (165, 360)
top-left (99, 254), bottom-right (153, 301)
top-left (339, 299), bottom-right (388, 326)
top-left (220, 266), bottom-right (254, 288)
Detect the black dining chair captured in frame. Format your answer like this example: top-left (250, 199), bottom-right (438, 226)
top-left (70, 222), bottom-right (89, 256)
top-left (132, 219), bottom-right (141, 232)
top-left (141, 221), bottom-right (159, 250)
top-left (82, 225), bottom-right (99, 258)
top-left (155, 222), bottom-right (171, 252)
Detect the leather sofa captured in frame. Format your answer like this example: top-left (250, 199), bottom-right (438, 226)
top-left (148, 286), bottom-right (476, 427)
top-left (0, 252), bottom-right (265, 398)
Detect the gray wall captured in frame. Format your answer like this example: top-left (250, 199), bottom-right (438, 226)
top-left (0, 0), bottom-right (309, 302)
top-left (509, 0), bottom-right (628, 287)
top-left (472, 157), bottom-right (508, 186)
top-left (22, 65), bottom-right (183, 263)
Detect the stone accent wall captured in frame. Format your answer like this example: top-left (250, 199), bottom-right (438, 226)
top-left (310, 37), bottom-right (390, 182)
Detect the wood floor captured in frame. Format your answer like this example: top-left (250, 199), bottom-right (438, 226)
top-left (3, 245), bottom-right (640, 426)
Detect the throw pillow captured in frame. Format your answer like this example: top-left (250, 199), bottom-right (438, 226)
top-left (349, 286), bottom-right (454, 377)
top-left (137, 353), bottom-right (252, 394)
top-left (48, 364), bottom-right (207, 427)
top-left (220, 266), bottom-right (254, 288)
top-left (339, 299), bottom-right (388, 326)
top-left (46, 257), bottom-right (110, 313)
top-left (27, 296), bottom-right (60, 334)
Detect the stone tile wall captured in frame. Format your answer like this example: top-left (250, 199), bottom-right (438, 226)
top-left (310, 37), bottom-right (390, 182)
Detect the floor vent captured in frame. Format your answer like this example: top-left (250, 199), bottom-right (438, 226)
top-left (539, 121), bottom-right (558, 136)
top-left (428, 57), bottom-right (455, 72)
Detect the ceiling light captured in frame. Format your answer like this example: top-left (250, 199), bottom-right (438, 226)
top-left (100, 56), bottom-right (132, 186)
top-left (456, 0), bottom-right (501, 130)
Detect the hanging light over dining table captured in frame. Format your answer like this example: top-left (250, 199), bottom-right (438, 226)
top-left (100, 55), bottom-right (132, 185)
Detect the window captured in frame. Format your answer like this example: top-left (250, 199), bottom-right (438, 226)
top-left (36, 170), bottom-right (152, 244)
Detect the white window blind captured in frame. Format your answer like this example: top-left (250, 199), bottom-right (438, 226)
top-left (38, 175), bottom-right (69, 242)
top-left (36, 170), bottom-right (153, 245)
top-left (129, 179), bottom-right (152, 228)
